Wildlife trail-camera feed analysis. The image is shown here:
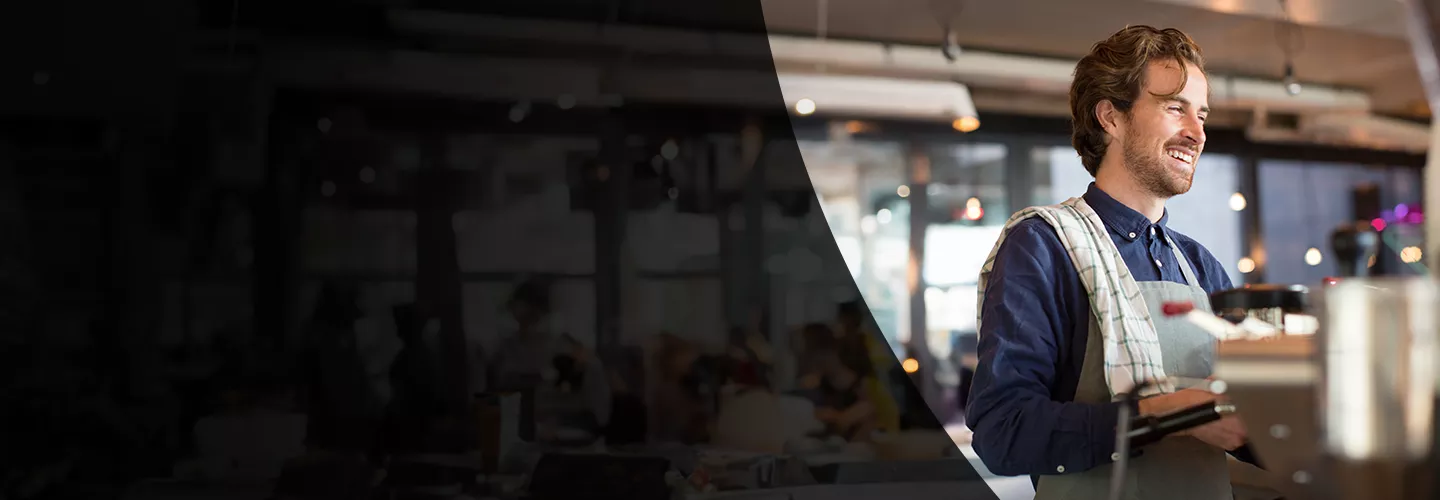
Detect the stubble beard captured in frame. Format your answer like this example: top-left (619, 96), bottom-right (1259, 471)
top-left (1122, 137), bottom-right (1194, 199)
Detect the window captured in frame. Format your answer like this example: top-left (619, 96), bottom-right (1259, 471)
top-left (803, 139), bottom-right (910, 348)
top-left (923, 143), bottom-right (1009, 358)
top-left (1259, 161), bottom-right (1425, 285)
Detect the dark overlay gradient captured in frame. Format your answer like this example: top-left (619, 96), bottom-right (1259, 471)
top-left (0, 0), bottom-right (1000, 499)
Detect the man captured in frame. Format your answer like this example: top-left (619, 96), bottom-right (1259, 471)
top-left (481, 280), bottom-right (611, 443)
top-left (966, 26), bottom-right (1249, 500)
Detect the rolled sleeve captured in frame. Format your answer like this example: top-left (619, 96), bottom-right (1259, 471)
top-left (966, 221), bottom-right (1126, 477)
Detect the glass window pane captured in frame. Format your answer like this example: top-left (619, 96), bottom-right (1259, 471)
top-left (921, 143), bottom-right (1008, 361)
top-left (623, 278), bottom-right (724, 348)
top-left (803, 139), bottom-right (909, 346)
top-left (301, 208), bottom-right (417, 276)
top-left (1260, 162), bottom-right (1424, 284)
top-left (1164, 154), bottom-right (1244, 287)
top-left (628, 211), bottom-right (720, 273)
top-left (453, 135), bottom-right (599, 274)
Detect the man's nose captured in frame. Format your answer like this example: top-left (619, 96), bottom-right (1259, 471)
top-left (1182, 115), bottom-right (1206, 146)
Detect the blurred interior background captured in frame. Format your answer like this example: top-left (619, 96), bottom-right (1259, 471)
top-left (0, 0), bottom-right (1430, 499)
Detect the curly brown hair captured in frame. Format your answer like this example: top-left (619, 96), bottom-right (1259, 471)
top-left (1069, 26), bottom-right (1207, 176)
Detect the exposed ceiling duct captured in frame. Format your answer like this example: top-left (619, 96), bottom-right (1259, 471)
top-left (252, 8), bottom-right (1430, 153)
top-left (385, 9), bottom-right (1374, 114)
top-left (767, 35), bottom-right (1428, 153)
top-left (1245, 109), bottom-right (1434, 154)
top-left (775, 73), bottom-right (978, 124)
top-left (765, 35), bottom-right (1372, 114)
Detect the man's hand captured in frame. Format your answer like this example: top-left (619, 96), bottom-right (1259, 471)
top-left (1183, 414), bottom-right (1247, 451)
top-left (1136, 387), bottom-right (1220, 416)
top-left (1135, 387), bottom-right (1247, 451)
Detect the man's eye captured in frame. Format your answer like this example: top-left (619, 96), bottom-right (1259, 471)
top-left (1169, 106), bottom-right (1184, 112)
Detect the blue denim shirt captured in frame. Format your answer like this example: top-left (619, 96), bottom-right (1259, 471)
top-left (966, 183), bottom-right (1235, 478)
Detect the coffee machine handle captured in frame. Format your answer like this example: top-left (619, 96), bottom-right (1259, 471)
top-left (1330, 221), bottom-right (1381, 278)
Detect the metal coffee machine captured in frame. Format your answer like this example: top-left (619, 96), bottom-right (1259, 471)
top-left (1202, 200), bottom-right (1432, 500)
top-left (1209, 284), bottom-right (1314, 335)
top-left (1110, 192), bottom-right (1433, 500)
top-left (1210, 277), bottom-right (1440, 500)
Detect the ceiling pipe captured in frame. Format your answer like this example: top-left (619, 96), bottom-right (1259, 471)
top-left (765, 36), bottom-right (1372, 115)
top-left (385, 8), bottom-right (1374, 115)
top-left (263, 8), bottom-right (1425, 152)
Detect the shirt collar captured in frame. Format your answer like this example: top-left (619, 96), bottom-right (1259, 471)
top-left (1081, 183), bottom-right (1168, 242)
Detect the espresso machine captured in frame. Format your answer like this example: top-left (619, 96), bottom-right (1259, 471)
top-left (1108, 185), bottom-right (1436, 500)
top-left (1205, 276), bottom-right (1440, 500)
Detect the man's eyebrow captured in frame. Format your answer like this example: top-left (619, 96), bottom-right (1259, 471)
top-left (1172, 96), bottom-right (1210, 114)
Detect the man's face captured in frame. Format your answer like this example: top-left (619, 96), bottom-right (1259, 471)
top-left (1117, 61), bottom-right (1209, 198)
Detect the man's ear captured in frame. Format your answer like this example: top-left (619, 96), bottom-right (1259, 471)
top-left (1095, 100), bottom-right (1124, 143)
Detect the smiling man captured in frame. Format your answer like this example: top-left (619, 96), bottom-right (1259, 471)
top-left (966, 26), bottom-right (1246, 500)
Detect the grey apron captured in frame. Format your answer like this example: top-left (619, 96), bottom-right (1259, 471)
top-left (1034, 230), bottom-right (1232, 500)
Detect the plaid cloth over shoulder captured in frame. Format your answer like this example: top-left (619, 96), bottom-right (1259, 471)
top-left (976, 197), bottom-right (1173, 399)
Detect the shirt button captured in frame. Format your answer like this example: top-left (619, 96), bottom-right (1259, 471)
top-left (1111, 452), bottom-right (1121, 462)
top-left (1128, 232), bottom-right (1136, 238)
top-left (1056, 465), bottom-right (1066, 473)
top-left (1156, 260), bottom-right (1164, 268)
top-left (1151, 227), bottom-right (1156, 236)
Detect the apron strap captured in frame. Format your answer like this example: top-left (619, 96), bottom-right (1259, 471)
top-left (1160, 230), bottom-right (1203, 289)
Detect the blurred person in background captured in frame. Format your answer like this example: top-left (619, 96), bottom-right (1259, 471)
top-left (966, 26), bottom-right (1249, 500)
top-left (834, 301), bottom-right (900, 434)
top-left (725, 324), bottom-right (772, 390)
top-left (793, 322), bottom-right (837, 391)
top-left (481, 280), bottom-right (611, 444)
top-left (809, 346), bottom-right (878, 442)
top-left (648, 333), bottom-right (713, 444)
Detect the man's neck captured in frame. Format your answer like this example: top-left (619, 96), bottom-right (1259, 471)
top-left (1094, 160), bottom-right (1166, 222)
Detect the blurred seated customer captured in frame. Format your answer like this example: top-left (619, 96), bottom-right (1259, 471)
top-left (834, 301), bottom-right (900, 433)
top-left (793, 323), bottom-right (839, 391)
top-left (726, 314), bottom-right (775, 389)
top-left (810, 349), bottom-right (878, 442)
top-left (712, 382), bottom-right (823, 454)
top-left (648, 333), bottom-right (712, 444)
top-left (481, 280), bottom-right (611, 444)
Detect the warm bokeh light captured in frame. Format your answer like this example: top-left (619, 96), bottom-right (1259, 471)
top-left (795, 98), bottom-right (816, 115)
top-left (902, 358), bottom-right (920, 373)
top-left (1237, 257), bottom-right (1256, 274)
top-left (952, 116), bottom-right (980, 133)
top-left (1229, 192), bottom-right (1247, 211)
top-left (1402, 246), bottom-right (1423, 264)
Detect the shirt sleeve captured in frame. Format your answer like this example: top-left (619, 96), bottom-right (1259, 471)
top-left (966, 221), bottom-right (1134, 477)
